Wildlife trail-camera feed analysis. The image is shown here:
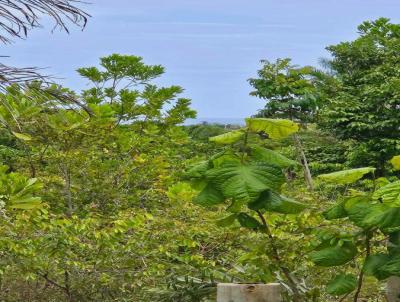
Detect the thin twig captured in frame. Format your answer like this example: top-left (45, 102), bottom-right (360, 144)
top-left (256, 210), bottom-right (303, 302)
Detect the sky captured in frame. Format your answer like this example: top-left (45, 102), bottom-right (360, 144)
top-left (4, 0), bottom-right (400, 118)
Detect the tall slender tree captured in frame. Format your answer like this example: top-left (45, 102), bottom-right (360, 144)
top-left (249, 58), bottom-right (318, 190)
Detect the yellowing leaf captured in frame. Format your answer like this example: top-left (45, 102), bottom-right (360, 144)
top-left (245, 118), bottom-right (299, 139)
top-left (318, 167), bottom-right (375, 185)
top-left (9, 197), bottom-right (42, 209)
top-left (209, 130), bottom-right (244, 144)
top-left (373, 181), bottom-right (400, 205)
top-left (12, 132), bottom-right (32, 141)
top-left (390, 155), bottom-right (400, 171)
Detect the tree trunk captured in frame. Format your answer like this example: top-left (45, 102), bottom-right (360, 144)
top-left (217, 283), bottom-right (282, 302)
top-left (387, 277), bottom-right (400, 302)
top-left (62, 165), bottom-right (73, 216)
top-left (293, 134), bottom-right (313, 191)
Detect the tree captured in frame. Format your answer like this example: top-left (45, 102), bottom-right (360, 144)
top-left (249, 59), bottom-right (318, 190)
top-left (78, 54), bottom-right (196, 126)
top-left (249, 58), bottom-right (317, 123)
top-left (318, 18), bottom-right (400, 175)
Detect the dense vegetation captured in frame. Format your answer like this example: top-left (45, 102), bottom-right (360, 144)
top-left (1, 4), bottom-right (400, 301)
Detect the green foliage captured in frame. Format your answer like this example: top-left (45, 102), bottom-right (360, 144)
top-left (363, 254), bottom-right (392, 280)
top-left (326, 274), bottom-right (357, 295)
top-left (78, 54), bottom-right (196, 125)
top-left (248, 58), bottom-right (318, 123)
top-left (4, 17), bottom-right (400, 302)
top-left (310, 241), bottom-right (357, 267)
top-left (0, 165), bottom-right (42, 210)
top-left (149, 276), bottom-right (217, 302)
top-left (186, 119), bottom-right (310, 300)
top-left (318, 18), bottom-right (400, 173)
top-left (0, 54), bottom-right (234, 301)
top-left (186, 123), bottom-right (228, 142)
top-left (312, 156), bottom-right (400, 300)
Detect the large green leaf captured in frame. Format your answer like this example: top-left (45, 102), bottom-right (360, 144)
top-left (318, 167), bottom-right (375, 185)
top-left (206, 162), bottom-right (285, 201)
top-left (379, 255), bottom-right (400, 276)
top-left (364, 206), bottom-right (400, 233)
top-left (237, 213), bottom-right (262, 229)
top-left (249, 145), bottom-right (298, 169)
top-left (373, 181), bottom-right (400, 206)
top-left (363, 254), bottom-right (392, 280)
top-left (186, 161), bottom-right (210, 178)
top-left (193, 183), bottom-right (225, 206)
top-left (216, 214), bottom-right (238, 227)
top-left (245, 118), bottom-right (299, 140)
top-left (310, 241), bottom-right (357, 267)
top-left (326, 274), bottom-right (357, 295)
top-left (248, 190), bottom-right (306, 214)
top-left (343, 195), bottom-right (375, 229)
top-left (344, 192), bottom-right (400, 232)
top-left (211, 152), bottom-right (241, 168)
top-left (209, 130), bottom-right (244, 144)
top-left (323, 200), bottom-right (347, 220)
top-left (390, 155), bottom-right (400, 171)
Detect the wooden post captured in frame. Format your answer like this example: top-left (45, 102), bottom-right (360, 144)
top-left (293, 134), bottom-right (313, 191)
top-left (217, 283), bottom-right (282, 302)
top-left (387, 277), bottom-right (400, 302)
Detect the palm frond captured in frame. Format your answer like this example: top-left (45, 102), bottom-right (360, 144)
top-left (0, 0), bottom-right (89, 43)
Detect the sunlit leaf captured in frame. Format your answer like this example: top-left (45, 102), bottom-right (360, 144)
top-left (373, 181), bottom-right (400, 205)
top-left (209, 130), bottom-right (244, 144)
top-left (318, 167), bottom-right (375, 185)
top-left (12, 132), bottom-right (32, 141)
top-left (9, 197), bottom-right (42, 209)
top-left (390, 155), bottom-right (400, 171)
top-left (245, 118), bottom-right (299, 139)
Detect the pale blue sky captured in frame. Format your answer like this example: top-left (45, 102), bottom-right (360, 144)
top-left (4, 0), bottom-right (400, 118)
